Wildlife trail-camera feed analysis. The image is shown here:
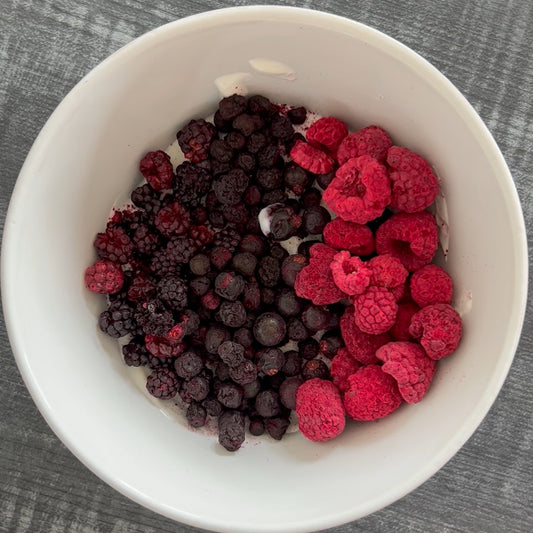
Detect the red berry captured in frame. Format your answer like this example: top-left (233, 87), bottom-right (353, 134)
top-left (290, 140), bottom-right (335, 174)
top-left (329, 348), bottom-right (361, 392)
top-left (343, 365), bottom-right (403, 421)
top-left (306, 116), bottom-right (348, 152)
top-left (390, 300), bottom-right (420, 341)
top-left (145, 334), bottom-right (186, 358)
top-left (329, 251), bottom-right (371, 296)
top-left (322, 155), bottom-right (391, 224)
top-left (354, 287), bottom-right (398, 335)
top-left (295, 378), bottom-right (345, 442)
top-left (84, 259), bottom-right (124, 294)
top-left (368, 254), bottom-right (408, 295)
top-left (139, 150), bottom-right (174, 191)
top-left (93, 226), bottom-right (134, 264)
top-left (410, 264), bottom-right (453, 307)
top-left (323, 218), bottom-right (375, 256)
top-left (336, 125), bottom-right (392, 165)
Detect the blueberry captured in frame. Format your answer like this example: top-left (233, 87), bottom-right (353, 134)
top-left (248, 418), bottom-right (265, 436)
top-left (299, 337), bottom-right (319, 360)
top-left (265, 417), bottom-right (290, 440)
top-left (281, 349), bottom-right (302, 376)
top-left (205, 324), bottom-right (231, 354)
top-left (275, 288), bottom-right (304, 317)
top-left (218, 410), bottom-right (245, 452)
top-left (217, 382), bottom-right (244, 409)
top-left (228, 360), bottom-right (258, 386)
top-left (214, 271), bottom-right (245, 301)
top-left (257, 348), bottom-right (285, 376)
top-left (216, 300), bottom-right (247, 328)
top-left (253, 312), bottom-right (287, 346)
top-left (232, 252), bottom-right (258, 277)
top-left (218, 340), bottom-right (245, 367)
top-left (302, 206), bottom-right (331, 235)
top-left (257, 256), bottom-right (280, 287)
top-left (279, 376), bottom-right (303, 410)
top-left (186, 402), bottom-right (207, 428)
top-left (302, 359), bottom-right (329, 380)
top-left (302, 305), bottom-right (331, 332)
top-left (174, 350), bottom-right (204, 379)
top-left (281, 254), bottom-right (309, 287)
top-left (255, 389), bottom-right (281, 417)
top-left (189, 253), bottom-right (211, 276)
top-left (287, 106), bottom-right (307, 125)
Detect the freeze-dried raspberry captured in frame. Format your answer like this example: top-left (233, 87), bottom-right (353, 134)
top-left (323, 218), bottom-right (375, 256)
top-left (409, 303), bottom-right (462, 360)
top-left (154, 202), bottom-right (190, 238)
top-left (336, 125), bottom-right (392, 165)
top-left (176, 119), bottom-right (217, 163)
top-left (188, 225), bottom-right (214, 249)
top-left (390, 300), bottom-right (420, 341)
top-left (306, 116), bottom-right (348, 152)
top-left (330, 348), bottom-right (361, 392)
top-left (375, 211), bottom-right (438, 272)
top-left (290, 140), bottom-right (335, 175)
top-left (329, 251), bottom-right (371, 296)
top-left (387, 146), bottom-right (439, 213)
top-left (368, 254), bottom-right (408, 297)
top-left (295, 378), bottom-right (345, 442)
top-left (343, 365), bottom-right (402, 421)
top-left (84, 259), bottom-right (124, 294)
top-left (94, 226), bottom-right (134, 264)
top-left (294, 244), bottom-right (346, 305)
top-left (354, 286), bottom-right (398, 335)
top-left (139, 150), bottom-right (174, 191)
top-left (322, 155), bottom-right (391, 224)
top-left (145, 334), bottom-right (186, 358)
top-left (339, 306), bottom-right (390, 364)
top-left (376, 341), bottom-right (436, 403)
top-left (410, 264), bottom-right (453, 307)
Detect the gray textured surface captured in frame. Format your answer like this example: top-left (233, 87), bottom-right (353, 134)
top-left (0, 1), bottom-right (531, 532)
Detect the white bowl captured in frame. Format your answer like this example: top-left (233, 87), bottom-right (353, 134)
top-left (2, 6), bottom-right (528, 533)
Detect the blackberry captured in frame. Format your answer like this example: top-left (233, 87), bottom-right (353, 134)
top-left (134, 299), bottom-right (174, 336)
top-left (139, 150), bottom-right (174, 191)
top-left (270, 114), bottom-right (294, 140)
top-left (166, 237), bottom-right (196, 264)
top-left (216, 301), bottom-right (247, 328)
top-left (213, 227), bottom-right (242, 253)
top-left (302, 206), bottom-right (331, 235)
top-left (176, 119), bottom-right (216, 163)
top-left (281, 254), bottom-right (309, 287)
top-left (231, 252), bottom-right (257, 277)
top-left (302, 359), bottom-right (329, 380)
top-left (248, 418), bottom-right (265, 436)
top-left (217, 382), bottom-right (244, 409)
top-left (210, 158), bottom-right (232, 177)
top-left (99, 299), bottom-right (136, 338)
top-left (235, 152), bottom-right (256, 174)
top-left (302, 305), bottom-right (331, 332)
top-left (210, 139), bottom-right (234, 162)
top-left (205, 324), bottom-right (231, 354)
top-left (189, 253), bottom-right (211, 276)
top-left (233, 113), bottom-right (263, 136)
top-left (127, 272), bottom-right (156, 302)
top-left (174, 350), bottom-right (204, 379)
top-left (257, 144), bottom-right (280, 169)
top-left (132, 224), bottom-right (160, 256)
top-left (261, 188), bottom-right (288, 206)
top-left (225, 130), bottom-right (246, 151)
top-left (218, 94), bottom-right (248, 121)
top-left (286, 318), bottom-right (308, 342)
top-left (131, 183), bottom-right (165, 215)
top-left (146, 368), bottom-right (179, 399)
top-left (213, 170), bottom-right (249, 205)
top-left (186, 402), bottom-right (207, 428)
top-left (181, 375), bottom-right (210, 403)
top-left (218, 340), bottom-right (245, 368)
top-left (255, 390), bottom-right (281, 417)
top-left (284, 163), bottom-right (311, 195)
top-left (287, 106), bottom-right (307, 124)
top-left (122, 337), bottom-right (150, 367)
top-left (94, 226), bottom-right (134, 264)
top-left (222, 203), bottom-right (249, 225)
top-left (257, 256), bottom-right (280, 287)
top-left (246, 131), bottom-right (268, 154)
top-left (218, 410), bottom-right (245, 452)
top-left (214, 271), bottom-right (245, 301)
top-left (275, 288), bottom-right (303, 317)
top-left (154, 202), bottom-right (190, 238)
top-left (157, 275), bottom-right (188, 311)
top-left (257, 348), bottom-right (285, 376)
top-left (213, 110), bottom-right (232, 132)
top-left (256, 168), bottom-right (283, 190)
top-left (229, 360), bottom-right (258, 385)
top-left (253, 312), bottom-right (286, 347)
top-left (174, 161), bottom-right (211, 205)
top-left (299, 337), bottom-right (320, 360)
top-left (265, 417), bottom-right (290, 440)
top-left (239, 234), bottom-right (267, 256)
top-left (281, 350), bottom-right (302, 376)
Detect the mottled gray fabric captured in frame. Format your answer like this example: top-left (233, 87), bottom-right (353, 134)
top-left (1, 1), bottom-right (532, 532)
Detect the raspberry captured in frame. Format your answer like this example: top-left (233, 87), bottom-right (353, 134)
top-left (375, 211), bottom-right (438, 272)
top-left (154, 202), bottom-right (190, 238)
top-left (98, 299), bottom-right (136, 338)
top-left (188, 225), bottom-right (214, 249)
top-left (306, 116), bottom-right (348, 152)
top-left (323, 218), bottom-right (375, 256)
top-left (157, 275), bottom-right (188, 311)
top-left (329, 348), bottom-right (361, 392)
top-left (354, 286), bottom-right (398, 335)
top-left (174, 161), bottom-right (211, 205)
top-left (376, 341), bottom-right (436, 403)
top-left (294, 244), bottom-right (347, 305)
top-left (176, 119), bottom-right (217, 163)
top-left (387, 146), bottom-right (439, 213)
top-left (410, 264), bottom-right (453, 307)
top-left (146, 368), bottom-right (180, 400)
top-left (409, 303), bottom-right (462, 360)
top-left (322, 155), bottom-right (391, 224)
top-left (290, 140), bottom-right (335, 175)
top-left (145, 334), bottom-right (186, 358)
top-left (295, 378), bottom-right (345, 442)
top-left (344, 365), bottom-right (403, 421)
top-left (368, 254), bottom-right (408, 296)
top-left (336, 125), bottom-right (392, 165)
top-left (94, 226), bottom-right (134, 264)
top-left (390, 300), bottom-right (420, 341)
top-left (139, 150), bottom-right (174, 191)
top-left (340, 306), bottom-right (390, 364)
top-left (84, 259), bottom-right (124, 294)
top-left (329, 251), bottom-right (371, 296)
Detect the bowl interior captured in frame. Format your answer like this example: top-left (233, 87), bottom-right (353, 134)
top-left (2, 7), bottom-right (527, 533)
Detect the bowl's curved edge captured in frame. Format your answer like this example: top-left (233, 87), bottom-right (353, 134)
top-left (1, 6), bottom-right (528, 533)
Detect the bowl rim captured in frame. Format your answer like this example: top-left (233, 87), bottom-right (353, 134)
top-left (2, 5), bottom-right (528, 532)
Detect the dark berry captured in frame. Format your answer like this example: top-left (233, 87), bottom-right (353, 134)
top-left (205, 325), bottom-right (231, 354)
top-left (181, 375), bottom-right (210, 403)
top-left (248, 418), bottom-right (265, 436)
top-left (255, 390), bottom-right (281, 417)
top-left (213, 227), bottom-right (242, 252)
top-left (174, 161), bottom-right (211, 205)
top-left (243, 185), bottom-right (262, 206)
top-left (132, 224), bottom-right (161, 256)
top-left (191, 206), bottom-right (208, 225)
top-left (257, 144), bottom-right (280, 169)
top-left (218, 340), bottom-right (245, 367)
top-left (139, 150), bottom-right (174, 191)
top-left (253, 312), bottom-right (287, 347)
top-left (176, 119), bottom-right (216, 163)
top-left (122, 337), bottom-right (150, 367)
top-left (269, 244), bottom-right (288, 262)
top-left (189, 253), bottom-right (211, 276)
top-left (246, 131), bottom-right (268, 154)
top-left (231, 252), bottom-right (257, 277)
top-left (209, 246), bottom-right (232, 271)
top-left (157, 275), bottom-right (188, 311)
top-left (265, 417), bottom-right (290, 440)
top-left (174, 350), bottom-right (204, 379)
top-left (284, 163), bottom-right (311, 195)
top-left (131, 184), bottom-right (165, 215)
top-left (270, 114), bottom-right (294, 140)
top-left (261, 287), bottom-right (276, 306)
top-left (261, 188), bottom-right (288, 206)
top-left (315, 171), bottom-right (335, 190)
top-left (215, 361), bottom-right (231, 381)
top-left (257, 256), bottom-right (280, 287)
top-left (186, 402), bottom-right (207, 428)
top-left (242, 281), bottom-right (261, 311)
top-left (297, 239), bottom-right (321, 256)
top-left (302, 206), bottom-right (331, 235)
top-left (319, 331), bottom-right (345, 360)
top-left (302, 305), bottom-right (331, 332)
top-left (216, 301), bottom-right (247, 328)
top-left (235, 152), bottom-right (256, 173)
top-left (256, 168), bottom-right (283, 190)
top-left (214, 271), bottom-right (245, 301)
top-left (286, 318), bottom-right (308, 342)
top-left (302, 359), bottom-right (329, 380)
top-left (94, 226), bottom-right (134, 264)
top-left (233, 113), bottom-right (263, 136)
top-left (248, 94), bottom-right (276, 117)
top-left (287, 106), bottom-right (307, 125)
top-left (239, 234), bottom-right (267, 256)
top-left (146, 368), bottom-right (179, 399)
top-left (209, 138), bottom-right (234, 162)
top-left (190, 276), bottom-right (210, 297)
top-left (299, 337), bottom-right (319, 360)
top-left (218, 94), bottom-right (248, 121)
top-left (145, 335), bottom-right (186, 359)
top-left (134, 299), bottom-right (174, 336)
top-left (279, 376), bottom-right (303, 410)
top-left (257, 348), bottom-right (285, 376)
top-left (201, 289), bottom-right (220, 310)
top-left (127, 272), bottom-right (156, 302)
top-left (281, 254), bottom-right (309, 287)
top-left (228, 360), bottom-right (258, 385)
top-left (275, 288), bottom-right (303, 317)
top-left (300, 188), bottom-right (322, 208)
top-left (222, 203), bottom-right (249, 225)
top-left (226, 130), bottom-right (246, 150)
top-left (233, 328), bottom-right (253, 348)
top-left (166, 237), bottom-right (196, 264)
top-left (218, 410), bottom-right (245, 452)
top-left (267, 205), bottom-right (302, 240)
top-left (213, 173), bottom-right (245, 206)
top-left (217, 382), bottom-right (244, 409)
top-left (281, 350), bottom-right (302, 376)
top-left (203, 397), bottom-right (223, 417)
top-left (213, 110), bottom-right (232, 133)
top-left (242, 379), bottom-right (261, 399)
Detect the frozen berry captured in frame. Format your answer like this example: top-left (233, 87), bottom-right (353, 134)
top-left (257, 256), bottom-right (280, 288)
top-left (265, 417), bottom-right (290, 440)
top-left (189, 253), bottom-right (211, 276)
top-left (330, 251), bottom-right (371, 296)
top-left (354, 287), bottom-right (398, 335)
top-left (146, 368), bottom-right (179, 400)
top-left (257, 348), bottom-right (285, 376)
top-left (186, 402), bottom-right (207, 428)
top-left (410, 264), bottom-right (453, 307)
top-left (99, 300), bottom-right (136, 338)
top-left (267, 205), bottom-right (302, 240)
top-left (306, 116), bottom-right (348, 152)
top-left (330, 348), bottom-right (361, 392)
top-left (284, 163), bottom-right (311, 195)
top-left (174, 161), bottom-right (211, 205)
top-left (275, 288), bottom-right (303, 317)
top-left (302, 359), bottom-right (329, 380)
top-left (301, 305), bottom-right (331, 333)
top-left (85, 259), bottom-right (124, 294)
top-left (287, 106), bottom-right (307, 124)
top-left (299, 338), bottom-right (319, 360)
top-left (248, 418), bottom-right (265, 436)
top-left (157, 275), bottom-right (188, 311)
top-left (214, 271), bottom-right (245, 301)
top-left (302, 206), bottom-right (331, 235)
top-left (287, 318), bottom-right (308, 342)
top-left (139, 150), bottom-right (174, 191)
top-left (253, 312), bottom-right (287, 347)
top-left (218, 410), bottom-right (245, 452)
top-left (94, 226), bottom-right (134, 264)
top-left (218, 340), bottom-right (246, 368)
top-left (177, 119), bottom-right (216, 163)
top-left (281, 254), bottom-right (309, 287)
top-left (323, 218), bottom-right (375, 256)
top-left (181, 375), bottom-right (210, 403)
top-left (174, 350), bottom-right (204, 379)
top-left (290, 140), bottom-right (334, 174)
top-left (205, 324), bottom-right (231, 354)
top-left (255, 390), bottom-right (281, 417)
top-left (270, 114), bottom-right (294, 140)
top-left (336, 125), bottom-right (392, 165)
top-left (229, 360), bottom-right (258, 386)
top-left (319, 332), bottom-right (345, 360)
top-left (217, 382), bottom-right (244, 409)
